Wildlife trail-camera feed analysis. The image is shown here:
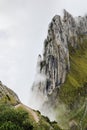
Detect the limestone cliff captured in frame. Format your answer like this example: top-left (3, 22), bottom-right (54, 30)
top-left (32, 10), bottom-right (87, 130)
top-left (32, 10), bottom-right (87, 97)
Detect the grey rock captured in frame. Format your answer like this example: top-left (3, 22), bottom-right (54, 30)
top-left (32, 10), bottom-right (87, 100)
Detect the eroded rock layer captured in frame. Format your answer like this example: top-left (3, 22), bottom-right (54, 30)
top-left (32, 10), bottom-right (87, 98)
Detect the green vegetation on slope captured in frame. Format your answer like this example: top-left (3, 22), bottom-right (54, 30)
top-left (59, 38), bottom-right (87, 108)
top-left (0, 83), bottom-right (20, 106)
top-left (0, 104), bottom-right (34, 130)
top-left (57, 37), bottom-right (87, 129)
top-left (0, 103), bottom-right (62, 130)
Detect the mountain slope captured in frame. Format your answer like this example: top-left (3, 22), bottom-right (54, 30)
top-left (0, 81), bottom-right (20, 105)
top-left (55, 37), bottom-right (87, 129)
top-left (32, 10), bottom-right (87, 130)
top-left (32, 10), bottom-right (87, 98)
top-left (15, 103), bottom-right (39, 123)
top-left (0, 82), bottom-right (62, 130)
top-left (59, 37), bottom-right (87, 107)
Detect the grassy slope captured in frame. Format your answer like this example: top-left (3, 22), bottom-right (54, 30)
top-left (17, 104), bottom-right (62, 130)
top-left (59, 38), bottom-right (87, 106)
top-left (57, 37), bottom-right (87, 129)
top-left (0, 85), bottom-right (20, 106)
top-left (0, 102), bottom-right (62, 130)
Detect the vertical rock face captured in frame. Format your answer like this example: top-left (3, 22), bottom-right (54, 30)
top-left (42, 15), bottom-right (70, 95)
top-left (32, 10), bottom-right (87, 100)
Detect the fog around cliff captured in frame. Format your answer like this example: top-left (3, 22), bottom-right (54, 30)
top-left (0, 0), bottom-right (87, 105)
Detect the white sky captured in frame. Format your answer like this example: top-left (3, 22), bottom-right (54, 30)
top-left (0, 0), bottom-right (87, 105)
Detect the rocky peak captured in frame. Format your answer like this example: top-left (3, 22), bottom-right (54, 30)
top-left (32, 10), bottom-right (87, 100)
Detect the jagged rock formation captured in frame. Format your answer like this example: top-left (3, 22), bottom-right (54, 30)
top-left (0, 81), bottom-right (20, 105)
top-left (32, 10), bottom-right (87, 98)
top-left (30, 9), bottom-right (87, 130)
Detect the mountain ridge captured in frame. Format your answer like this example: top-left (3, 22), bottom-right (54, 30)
top-left (32, 10), bottom-right (87, 129)
top-left (32, 9), bottom-right (87, 97)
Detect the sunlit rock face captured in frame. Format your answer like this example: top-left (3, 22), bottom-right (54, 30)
top-left (32, 10), bottom-right (87, 100)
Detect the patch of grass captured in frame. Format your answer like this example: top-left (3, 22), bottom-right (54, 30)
top-left (0, 95), bottom-right (19, 106)
top-left (54, 37), bottom-right (87, 129)
top-left (59, 38), bottom-right (87, 108)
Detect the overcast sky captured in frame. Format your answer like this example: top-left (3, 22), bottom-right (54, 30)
top-left (0, 0), bottom-right (87, 105)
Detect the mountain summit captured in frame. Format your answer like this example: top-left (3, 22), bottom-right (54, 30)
top-left (32, 10), bottom-right (87, 129)
top-left (32, 9), bottom-right (87, 98)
